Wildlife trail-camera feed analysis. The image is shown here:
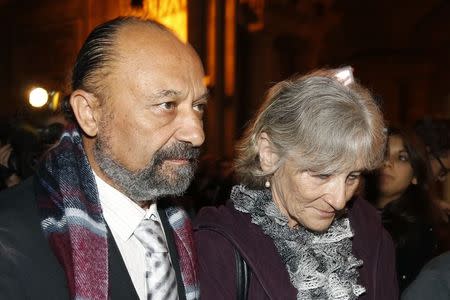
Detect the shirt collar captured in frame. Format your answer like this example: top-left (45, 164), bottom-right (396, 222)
top-left (94, 172), bottom-right (159, 241)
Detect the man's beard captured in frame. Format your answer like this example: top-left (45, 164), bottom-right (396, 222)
top-left (94, 135), bottom-right (200, 202)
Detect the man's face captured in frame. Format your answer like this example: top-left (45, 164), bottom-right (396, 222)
top-left (92, 24), bottom-right (208, 202)
top-left (430, 152), bottom-right (449, 182)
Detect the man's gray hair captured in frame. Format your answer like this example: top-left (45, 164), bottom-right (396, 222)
top-left (235, 69), bottom-right (386, 188)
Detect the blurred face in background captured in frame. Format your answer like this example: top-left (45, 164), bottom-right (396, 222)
top-left (377, 134), bottom-right (417, 208)
top-left (429, 151), bottom-right (449, 182)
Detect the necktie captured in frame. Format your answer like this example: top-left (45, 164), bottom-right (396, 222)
top-left (134, 217), bottom-right (178, 300)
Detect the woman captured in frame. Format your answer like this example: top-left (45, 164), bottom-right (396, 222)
top-left (194, 68), bottom-right (398, 299)
top-left (368, 127), bottom-right (439, 292)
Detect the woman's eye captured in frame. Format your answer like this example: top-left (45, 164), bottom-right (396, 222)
top-left (347, 173), bottom-right (361, 182)
top-left (194, 103), bottom-right (207, 113)
top-left (158, 102), bottom-right (175, 110)
top-left (398, 154), bottom-right (409, 162)
top-left (315, 174), bottom-right (331, 180)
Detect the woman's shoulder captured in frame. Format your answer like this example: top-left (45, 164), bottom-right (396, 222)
top-left (348, 196), bottom-right (383, 230)
top-left (193, 200), bottom-right (275, 256)
top-left (193, 202), bottom-right (297, 299)
top-left (193, 201), bottom-right (252, 231)
top-left (348, 196), bottom-right (394, 254)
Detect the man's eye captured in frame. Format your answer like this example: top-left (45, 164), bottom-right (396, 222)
top-left (439, 169), bottom-right (448, 179)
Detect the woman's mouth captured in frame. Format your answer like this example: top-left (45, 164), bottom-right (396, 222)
top-left (314, 207), bottom-right (335, 218)
top-left (379, 173), bottom-right (393, 183)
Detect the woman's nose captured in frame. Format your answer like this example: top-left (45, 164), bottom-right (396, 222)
top-left (383, 157), bottom-right (393, 168)
top-left (327, 180), bottom-right (348, 211)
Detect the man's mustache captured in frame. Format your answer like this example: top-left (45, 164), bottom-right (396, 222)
top-left (153, 142), bottom-right (201, 165)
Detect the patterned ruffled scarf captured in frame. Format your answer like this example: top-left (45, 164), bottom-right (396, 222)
top-left (35, 126), bottom-right (199, 300)
top-left (231, 185), bottom-right (365, 300)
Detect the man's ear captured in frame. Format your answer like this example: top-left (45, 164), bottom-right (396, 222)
top-left (257, 132), bottom-right (279, 172)
top-left (70, 90), bottom-right (101, 137)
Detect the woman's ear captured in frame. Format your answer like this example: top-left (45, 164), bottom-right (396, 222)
top-left (70, 90), bottom-right (101, 137)
top-left (257, 132), bottom-right (279, 172)
top-left (411, 176), bottom-right (418, 185)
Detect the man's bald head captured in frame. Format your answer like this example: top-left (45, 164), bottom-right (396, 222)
top-left (67, 17), bottom-right (177, 116)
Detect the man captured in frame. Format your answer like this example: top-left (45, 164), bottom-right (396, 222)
top-left (414, 118), bottom-right (450, 183)
top-left (414, 118), bottom-right (450, 223)
top-left (402, 251), bottom-right (450, 300)
top-left (0, 17), bottom-right (208, 300)
top-left (414, 118), bottom-right (450, 256)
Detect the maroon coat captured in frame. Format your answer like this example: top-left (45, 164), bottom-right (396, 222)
top-left (194, 196), bottom-right (399, 300)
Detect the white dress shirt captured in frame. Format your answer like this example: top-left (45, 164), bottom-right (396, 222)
top-left (94, 173), bottom-right (169, 300)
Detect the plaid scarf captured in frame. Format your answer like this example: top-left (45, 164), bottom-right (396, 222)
top-left (35, 126), bottom-right (199, 300)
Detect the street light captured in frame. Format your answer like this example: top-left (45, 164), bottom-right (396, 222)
top-left (28, 87), bottom-right (61, 111)
top-left (29, 87), bottom-right (49, 108)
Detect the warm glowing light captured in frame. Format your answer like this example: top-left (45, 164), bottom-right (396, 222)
top-left (145, 0), bottom-right (188, 42)
top-left (29, 87), bottom-right (49, 108)
top-left (225, 0), bottom-right (236, 96)
top-left (241, 0), bottom-right (265, 31)
top-left (49, 91), bottom-right (61, 111)
top-left (206, 0), bottom-right (217, 85)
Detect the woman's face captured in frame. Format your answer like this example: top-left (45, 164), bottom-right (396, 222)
top-left (270, 159), bottom-right (362, 232)
top-left (378, 135), bottom-right (416, 206)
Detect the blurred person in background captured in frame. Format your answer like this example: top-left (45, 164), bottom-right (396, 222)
top-left (180, 155), bottom-right (235, 218)
top-left (194, 68), bottom-right (398, 300)
top-left (0, 121), bottom-right (41, 190)
top-left (414, 118), bottom-right (450, 183)
top-left (401, 250), bottom-right (450, 300)
top-left (37, 109), bottom-right (67, 152)
top-left (414, 118), bottom-right (450, 255)
top-left (188, 155), bottom-right (235, 210)
top-left (414, 118), bottom-right (450, 221)
top-left (367, 127), bottom-right (440, 292)
top-left (0, 110), bottom-right (67, 191)
top-left (0, 143), bottom-right (21, 189)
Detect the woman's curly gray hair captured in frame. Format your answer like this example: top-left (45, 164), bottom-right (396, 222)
top-left (234, 68), bottom-right (387, 188)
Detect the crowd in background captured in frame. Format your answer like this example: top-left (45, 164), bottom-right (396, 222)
top-left (0, 110), bottom-right (66, 190)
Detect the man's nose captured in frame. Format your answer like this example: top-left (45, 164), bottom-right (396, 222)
top-left (175, 110), bottom-right (205, 147)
